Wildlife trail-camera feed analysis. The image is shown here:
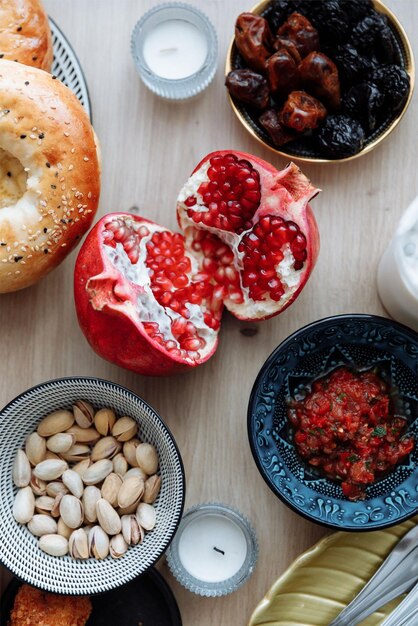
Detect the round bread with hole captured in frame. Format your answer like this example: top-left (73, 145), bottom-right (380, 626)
top-left (0, 59), bottom-right (100, 292)
top-left (0, 0), bottom-right (53, 71)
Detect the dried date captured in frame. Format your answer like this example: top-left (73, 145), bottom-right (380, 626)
top-left (259, 109), bottom-right (296, 146)
top-left (225, 70), bottom-right (270, 110)
top-left (280, 91), bottom-right (327, 132)
top-left (299, 52), bottom-right (341, 110)
top-left (277, 12), bottom-right (319, 58)
top-left (235, 13), bottom-right (273, 72)
top-left (266, 49), bottom-right (300, 99)
top-left (273, 37), bottom-right (302, 64)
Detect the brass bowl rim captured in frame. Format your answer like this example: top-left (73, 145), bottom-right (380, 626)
top-left (225, 0), bottom-right (415, 164)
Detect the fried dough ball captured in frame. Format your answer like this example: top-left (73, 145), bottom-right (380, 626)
top-left (9, 584), bottom-right (92, 626)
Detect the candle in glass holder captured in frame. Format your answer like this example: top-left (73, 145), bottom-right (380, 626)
top-left (167, 503), bottom-right (258, 596)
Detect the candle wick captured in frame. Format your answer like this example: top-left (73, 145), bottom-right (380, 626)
top-left (159, 47), bottom-right (178, 55)
top-left (213, 546), bottom-right (225, 555)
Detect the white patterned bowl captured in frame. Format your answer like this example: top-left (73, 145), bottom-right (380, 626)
top-left (0, 377), bottom-right (185, 594)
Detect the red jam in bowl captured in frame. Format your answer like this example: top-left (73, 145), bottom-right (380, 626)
top-left (287, 367), bottom-right (414, 501)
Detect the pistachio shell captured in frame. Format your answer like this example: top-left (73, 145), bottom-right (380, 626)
top-left (51, 492), bottom-right (64, 518)
top-left (123, 440), bottom-right (139, 467)
top-left (46, 433), bottom-right (76, 454)
top-left (13, 486), bottom-right (35, 524)
top-left (33, 459), bottom-right (68, 481)
top-left (88, 525), bottom-right (110, 559)
top-left (109, 533), bottom-right (128, 558)
top-left (39, 534), bottom-right (68, 556)
top-left (123, 467), bottom-right (147, 482)
top-left (91, 436), bottom-right (121, 462)
top-left (35, 495), bottom-right (55, 515)
top-left (136, 443), bottom-right (159, 475)
top-left (25, 432), bottom-right (47, 466)
top-left (30, 474), bottom-right (47, 497)
top-left (65, 425), bottom-right (100, 444)
top-left (112, 453), bottom-right (128, 477)
top-left (143, 475), bottom-right (162, 504)
top-left (45, 451), bottom-right (61, 461)
top-left (83, 459), bottom-right (113, 485)
top-left (121, 514), bottom-right (143, 546)
top-left (59, 494), bottom-right (83, 529)
top-left (73, 400), bottom-right (95, 428)
top-left (60, 444), bottom-right (90, 463)
top-left (69, 528), bottom-right (89, 559)
top-left (112, 416), bottom-right (138, 442)
top-left (72, 458), bottom-right (92, 478)
top-left (101, 473), bottom-right (123, 507)
top-left (46, 481), bottom-right (68, 498)
top-left (62, 469), bottom-right (84, 498)
top-left (28, 514), bottom-right (58, 537)
top-left (37, 410), bottom-right (74, 437)
top-left (136, 502), bottom-right (156, 531)
top-left (57, 517), bottom-right (72, 539)
top-left (12, 450), bottom-right (31, 488)
top-left (82, 485), bottom-right (101, 523)
top-left (94, 408), bottom-right (116, 436)
top-left (117, 476), bottom-right (144, 509)
top-left (96, 498), bottom-right (121, 535)
top-left (117, 502), bottom-right (139, 516)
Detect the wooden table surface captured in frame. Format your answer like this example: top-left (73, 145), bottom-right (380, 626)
top-left (1, 1), bottom-right (417, 624)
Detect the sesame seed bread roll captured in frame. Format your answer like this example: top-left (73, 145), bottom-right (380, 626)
top-left (0, 59), bottom-right (100, 293)
top-left (0, 0), bottom-right (53, 71)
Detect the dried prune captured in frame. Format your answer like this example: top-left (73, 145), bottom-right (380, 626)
top-left (273, 37), bottom-right (302, 64)
top-left (298, 1), bottom-right (350, 46)
top-left (225, 70), bottom-right (270, 110)
top-left (235, 13), bottom-right (274, 72)
top-left (299, 52), bottom-right (341, 110)
top-left (350, 14), bottom-right (395, 63)
top-left (259, 109), bottom-right (296, 146)
top-left (266, 49), bottom-right (300, 98)
top-left (281, 91), bottom-right (327, 132)
top-left (343, 82), bottom-right (384, 132)
top-left (339, 0), bottom-right (374, 24)
top-left (277, 12), bottom-right (319, 58)
top-left (263, 0), bottom-right (297, 32)
top-left (316, 114), bottom-right (365, 158)
top-left (369, 65), bottom-right (410, 111)
top-left (335, 44), bottom-right (377, 84)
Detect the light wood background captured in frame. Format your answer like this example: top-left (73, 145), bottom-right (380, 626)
top-left (1, 1), bottom-right (417, 624)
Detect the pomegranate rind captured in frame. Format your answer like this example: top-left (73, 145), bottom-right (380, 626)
top-left (74, 213), bottom-right (219, 376)
top-left (177, 150), bottom-right (320, 321)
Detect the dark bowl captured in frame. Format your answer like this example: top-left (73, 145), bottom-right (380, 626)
top-left (247, 314), bottom-right (418, 530)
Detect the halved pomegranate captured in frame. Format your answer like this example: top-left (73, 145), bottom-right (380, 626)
top-left (74, 151), bottom-right (320, 375)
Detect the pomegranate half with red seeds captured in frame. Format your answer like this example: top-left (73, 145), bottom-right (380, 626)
top-left (74, 150), bottom-right (320, 375)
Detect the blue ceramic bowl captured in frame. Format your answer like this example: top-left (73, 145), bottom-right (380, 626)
top-left (248, 314), bottom-right (418, 531)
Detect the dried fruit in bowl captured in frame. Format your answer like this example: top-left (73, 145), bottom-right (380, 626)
top-left (75, 151), bottom-right (319, 375)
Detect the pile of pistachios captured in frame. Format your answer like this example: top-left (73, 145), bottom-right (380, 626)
top-left (12, 401), bottom-right (161, 560)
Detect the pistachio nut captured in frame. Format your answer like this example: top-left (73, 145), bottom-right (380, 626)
top-left (121, 514), bottom-right (143, 546)
top-left (117, 476), bottom-right (144, 510)
top-left (45, 451), bottom-right (61, 461)
top-left (28, 514), bottom-right (58, 537)
top-left (34, 495), bottom-right (55, 515)
top-left (136, 502), bottom-right (156, 531)
top-left (123, 440), bottom-right (139, 467)
top-left (57, 517), bottom-right (72, 539)
top-left (13, 486), bottom-right (35, 524)
top-left (51, 492), bottom-right (64, 517)
top-left (117, 502), bottom-right (139, 516)
top-left (88, 525), bottom-right (110, 559)
top-left (135, 443), bottom-right (159, 475)
top-left (46, 481), bottom-right (68, 498)
top-left (30, 474), bottom-right (47, 497)
top-left (123, 467), bottom-right (147, 482)
top-left (72, 458), bottom-right (92, 478)
top-left (109, 533), bottom-right (128, 559)
top-left (101, 473), bottom-right (123, 507)
top-left (112, 416), bottom-right (138, 442)
top-left (60, 444), bottom-right (91, 463)
top-left (37, 410), bottom-right (74, 437)
top-left (82, 459), bottom-right (113, 486)
top-left (94, 408), bottom-right (116, 436)
top-left (143, 475), bottom-right (162, 504)
top-left (59, 494), bottom-right (83, 529)
top-left (62, 469), bottom-right (84, 498)
top-left (82, 485), bottom-right (101, 523)
top-left (73, 400), bottom-right (95, 429)
top-left (12, 450), bottom-right (31, 488)
top-left (33, 459), bottom-right (68, 481)
top-left (46, 433), bottom-right (76, 454)
top-left (65, 425), bottom-right (100, 444)
top-left (25, 432), bottom-right (47, 466)
top-left (39, 534), bottom-right (68, 557)
top-left (96, 498), bottom-right (121, 535)
top-left (69, 528), bottom-right (89, 559)
top-left (112, 453), bottom-right (128, 477)
top-left (91, 436), bottom-right (121, 462)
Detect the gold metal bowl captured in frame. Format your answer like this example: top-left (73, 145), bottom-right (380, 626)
top-left (225, 0), bottom-right (415, 164)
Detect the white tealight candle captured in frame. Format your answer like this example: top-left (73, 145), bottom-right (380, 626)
top-left (167, 503), bottom-right (258, 597)
top-left (143, 20), bottom-right (208, 80)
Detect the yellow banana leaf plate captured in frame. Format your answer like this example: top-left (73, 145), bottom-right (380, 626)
top-left (249, 516), bottom-right (418, 626)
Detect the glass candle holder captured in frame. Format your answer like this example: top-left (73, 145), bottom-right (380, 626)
top-left (131, 2), bottom-right (218, 101)
top-left (166, 502), bottom-right (258, 597)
